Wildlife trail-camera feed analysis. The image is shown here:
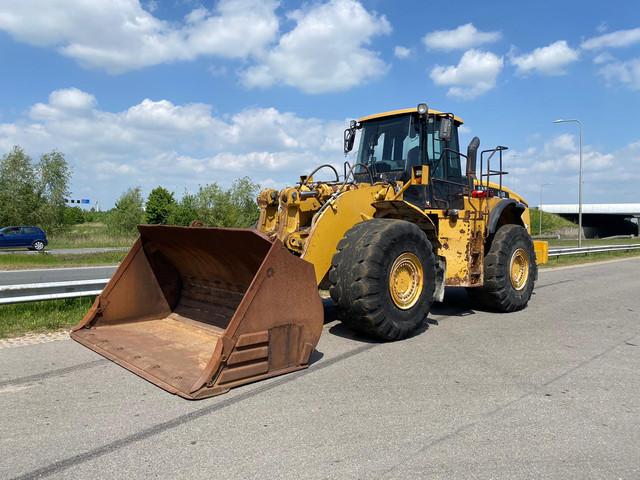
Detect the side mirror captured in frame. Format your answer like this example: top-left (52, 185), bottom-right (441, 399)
top-left (439, 117), bottom-right (453, 142)
top-left (344, 127), bottom-right (356, 154)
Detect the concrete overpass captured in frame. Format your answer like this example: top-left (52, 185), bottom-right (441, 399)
top-left (541, 203), bottom-right (640, 238)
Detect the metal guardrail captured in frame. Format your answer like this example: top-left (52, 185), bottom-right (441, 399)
top-left (548, 244), bottom-right (640, 257)
top-left (0, 279), bottom-right (109, 305)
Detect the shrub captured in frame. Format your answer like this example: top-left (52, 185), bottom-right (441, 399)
top-left (107, 187), bottom-right (144, 234)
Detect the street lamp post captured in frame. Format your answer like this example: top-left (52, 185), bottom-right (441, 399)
top-left (539, 183), bottom-right (553, 236)
top-left (553, 119), bottom-right (583, 247)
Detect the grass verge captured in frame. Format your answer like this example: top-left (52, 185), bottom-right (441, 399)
top-left (0, 297), bottom-right (92, 338)
top-left (0, 251), bottom-right (125, 270)
top-left (47, 222), bottom-right (136, 249)
top-left (530, 210), bottom-right (576, 235)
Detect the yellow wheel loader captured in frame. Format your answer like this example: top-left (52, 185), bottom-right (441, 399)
top-left (72, 103), bottom-right (548, 399)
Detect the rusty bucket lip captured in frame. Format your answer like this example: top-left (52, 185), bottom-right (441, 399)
top-left (70, 329), bottom-right (195, 398)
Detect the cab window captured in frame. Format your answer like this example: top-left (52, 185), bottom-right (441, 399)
top-left (356, 115), bottom-right (419, 174)
top-left (427, 117), bottom-right (463, 181)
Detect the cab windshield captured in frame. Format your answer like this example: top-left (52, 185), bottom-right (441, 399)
top-left (356, 115), bottom-right (420, 177)
top-left (355, 114), bottom-right (462, 183)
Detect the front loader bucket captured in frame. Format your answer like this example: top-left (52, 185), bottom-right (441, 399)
top-left (71, 226), bottom-right (323, 399)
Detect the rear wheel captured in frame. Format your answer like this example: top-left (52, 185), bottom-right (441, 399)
top-left (467, 224), bottom-right (536, 312)
top-left (33, 240), bottom-right (45, 251)
top-left (329, 219), bottom-right (436, 341)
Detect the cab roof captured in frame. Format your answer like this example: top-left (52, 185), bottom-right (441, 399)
top-left (358, 107), bottom-right (464, 124)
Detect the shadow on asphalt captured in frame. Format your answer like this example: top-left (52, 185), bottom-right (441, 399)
top-left (321, 287), bottom-right (477, 344)
top-left (431, 287), bottom-right (476, 317)
top-left (308, 349), bottom-right (325, 366)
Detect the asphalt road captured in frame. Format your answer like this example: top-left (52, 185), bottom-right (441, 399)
top-left (0, 266), bottom-right (117, 286)
top-left (1, 258), bottom-right (639, 479)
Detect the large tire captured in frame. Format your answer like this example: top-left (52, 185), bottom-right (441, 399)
top-left (329, 219), bottom-right (436, 341)
top-left (467, 224), bottom-right (537, 312)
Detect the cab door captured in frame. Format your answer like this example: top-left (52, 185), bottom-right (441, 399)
top-left (428, 117), bottom-right (467, 211)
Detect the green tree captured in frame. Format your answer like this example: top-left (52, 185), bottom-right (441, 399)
top-left (191, 177), bottom-right (260, 228)
top-left (145, 186), bottom-right (175, 224)
top-left (107, 187), bottom-right (144, 234)
top-left (0, 146), bottom-right (38, 226)
top-left (193, 183), bottom-right (231, 226)
top-left (167, 192), bottom-right (198, 226)
top-left (227, 177), bottom-right (261, 227)
top-left (35, 151), bottom-right (71, 231)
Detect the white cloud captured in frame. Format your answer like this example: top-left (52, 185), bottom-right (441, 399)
top-left (0, 0), bottom-right (279, 73)
top-left (500, 133), bottom-right (640, 204)
top-left (430, 49), bottom-right (503, 99)
top-left (597, 57), bottom-right (640, 90)
top-left (0, 88), bottom-right (347, 205)
top-left (423, 23), bottom-right (501, 51)
top-left (510, 40), bottom-right (579, 76)
top-left (30, 88), bottom-right (97, 120)
top-left (593, 52), bottom-right (616, 65)
top-left (394, 46), bottom-right (411, 59)
top-left (0, 0), bottom-right (393, 94)
top-left (581, 27), bottom-right (640, 50)
top-left (242, 0), bottom-right (391, 94)
top-left (582, 28), bottom-right (640, 91)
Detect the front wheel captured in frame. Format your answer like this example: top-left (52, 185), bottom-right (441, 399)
top-left (33, 241), bottom-right (45, 251)
top-left (329, 219), bottom-right (436, 341)
top-left (467, 224), bottom-right (536, 312)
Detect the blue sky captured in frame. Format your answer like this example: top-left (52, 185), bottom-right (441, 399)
top-left (0, 0), bottom-right (639, 208)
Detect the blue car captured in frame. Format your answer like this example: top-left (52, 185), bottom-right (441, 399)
top-left (0, 226), bottom-right (48, 251)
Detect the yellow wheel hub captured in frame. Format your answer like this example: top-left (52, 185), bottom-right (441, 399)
top-left (509, 248), bottom-right (530, 291)
top-left (389, 252), bottom-right (424, 310)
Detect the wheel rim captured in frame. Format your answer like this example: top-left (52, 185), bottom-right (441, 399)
top-left (509, 248), bottom-right (530, 291)
top-left (35, 242), bottom-right (44, 250)
top-left (389, 252), bottom-right (424, 310)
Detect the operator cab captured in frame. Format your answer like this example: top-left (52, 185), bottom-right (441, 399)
top-left (347, 105), bottom-right (470, 210)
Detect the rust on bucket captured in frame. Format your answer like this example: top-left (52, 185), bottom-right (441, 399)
top-left (71, 225), bottom-right (323, 399)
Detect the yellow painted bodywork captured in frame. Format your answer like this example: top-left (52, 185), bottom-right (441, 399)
top-left (301, 185), bottom-right (383, 283)
top-left (359, 107), bottom-right (464, 124)
top-left (533, 240), bottom-right (549, 264)
top-left (431, 198), bottom-right (485, 286)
